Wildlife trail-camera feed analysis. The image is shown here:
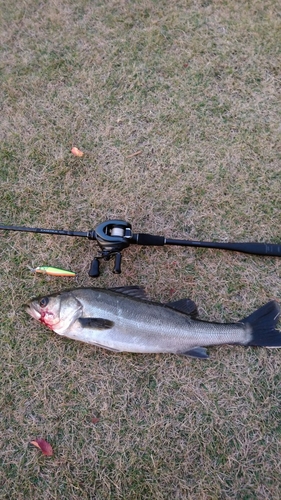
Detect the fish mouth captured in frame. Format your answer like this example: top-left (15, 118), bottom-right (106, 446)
top-left (25, 302), bottom-right (60, 329)
top-left (25, 304), bottom-right (41, 321)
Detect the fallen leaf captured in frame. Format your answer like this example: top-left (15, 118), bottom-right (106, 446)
top-left (30, 438), bottom-right (53, 456)
top-left (92, 417), bottom-right (100, 424)
top-left (71, 147), bottom-right (84, 157)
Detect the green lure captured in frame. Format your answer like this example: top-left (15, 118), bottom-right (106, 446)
top-left (32, 266), bottom-right (76, 277)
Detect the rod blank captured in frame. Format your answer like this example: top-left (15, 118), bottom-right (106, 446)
top-left (0, 223), bottom-right (89, 238)
top-left (164, 238), bottom-right (281, 257)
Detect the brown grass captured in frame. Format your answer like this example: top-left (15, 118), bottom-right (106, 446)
top-left (1, 0), bottom-right (281, 498)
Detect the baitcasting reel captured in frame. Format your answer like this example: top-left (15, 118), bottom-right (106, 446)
top-left (88, 220), bottom-right (132, 276)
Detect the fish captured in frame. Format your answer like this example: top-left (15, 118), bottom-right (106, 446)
top-left (26, 286), bottom-right (281, 359)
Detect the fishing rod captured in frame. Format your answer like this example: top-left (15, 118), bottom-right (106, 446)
top-left (1, 219), bottom-right (281, 277)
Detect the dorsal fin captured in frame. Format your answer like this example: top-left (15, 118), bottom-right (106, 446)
top-left (166, 298), bottom-right (198, 317)
top-left (109, 286), bottom-right (148, 300)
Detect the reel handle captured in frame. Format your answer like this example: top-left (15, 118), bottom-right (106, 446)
top-left (88, 258), bottom-right (100, 277)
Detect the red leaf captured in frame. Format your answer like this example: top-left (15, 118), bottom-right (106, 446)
top-left (30, 438), bottom-right (53, 456)
top-left (92, 417), bottom-right (100, 424)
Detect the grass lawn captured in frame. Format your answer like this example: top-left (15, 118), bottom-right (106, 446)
top-left (1, 0), bottom-right (281, 498)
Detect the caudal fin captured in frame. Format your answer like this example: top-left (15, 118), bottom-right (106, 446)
top-left (243, 300), bottom-right (281, 347)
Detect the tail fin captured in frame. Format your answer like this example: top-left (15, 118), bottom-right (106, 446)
top-left (243, 301), bottom-right (281, 347)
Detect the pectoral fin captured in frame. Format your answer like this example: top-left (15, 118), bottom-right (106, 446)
top-left (180, 347), bottom-right (209, 359)
top-left (79, 318), bottom-right (114, 329)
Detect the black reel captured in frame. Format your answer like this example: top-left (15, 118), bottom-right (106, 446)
top-left (88, 220), bottom-right (133, 277)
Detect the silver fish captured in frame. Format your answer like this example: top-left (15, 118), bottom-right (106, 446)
top-left (26, 286), bottom-right (281, 358)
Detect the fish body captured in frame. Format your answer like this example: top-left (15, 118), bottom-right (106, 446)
top-left (26, 286), bottom-right (281, 358)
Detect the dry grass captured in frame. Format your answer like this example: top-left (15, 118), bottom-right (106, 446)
top-left (1, 0), bottom-right (281, 498)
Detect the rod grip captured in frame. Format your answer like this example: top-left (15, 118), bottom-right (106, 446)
top-left (134, 233), bottom-right (165, 246)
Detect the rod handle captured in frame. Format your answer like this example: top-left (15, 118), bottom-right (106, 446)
top-left (133, 233), bottom-right (165, 246)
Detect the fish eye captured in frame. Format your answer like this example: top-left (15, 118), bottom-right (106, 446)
top-left (39, 297), bottom-right (49, 308)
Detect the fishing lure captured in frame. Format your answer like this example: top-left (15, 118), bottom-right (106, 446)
top-left (31, 266), bottom-right (76, 277)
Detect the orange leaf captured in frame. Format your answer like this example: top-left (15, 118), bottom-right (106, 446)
top-left (30, 438), bottom-right (53, 456)
top-left (71, 147), bottom-right (84, 157)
